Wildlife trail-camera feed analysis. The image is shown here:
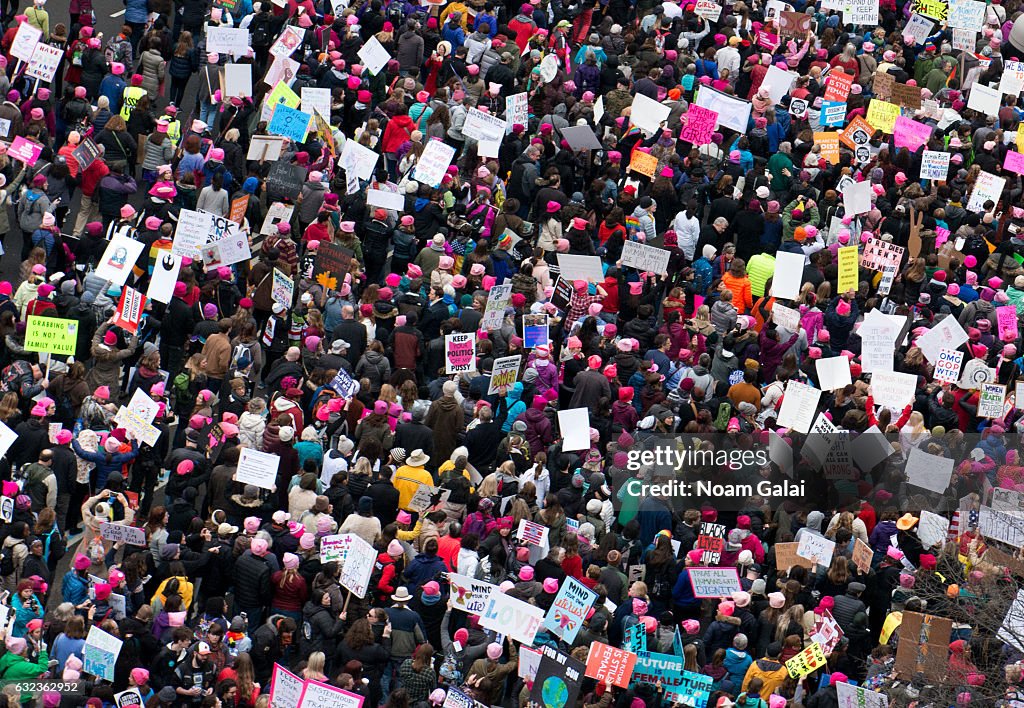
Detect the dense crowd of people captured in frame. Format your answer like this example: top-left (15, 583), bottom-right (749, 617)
top-left (0, 0), bottom-right (1023, 705)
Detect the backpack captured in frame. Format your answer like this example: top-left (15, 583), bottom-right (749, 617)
top-left (0, 544), bottom-right (15, 577)
top-left (229, 343), bottom-right (253, 376)
top-left (438, 648), bottom-right (463, 686)
top-left (250, 15), bottom-right (273, 48)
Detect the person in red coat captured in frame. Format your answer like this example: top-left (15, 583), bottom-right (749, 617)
top-left (380, 107), bottom-right (416, 179)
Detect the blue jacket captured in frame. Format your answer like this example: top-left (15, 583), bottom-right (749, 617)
top-left (402, 552), bottom-right (448, 589)
top-left (724, 648), bottom-right (753, 687)
top-left (637, 496), bottom-right (673, 546)
top-left (72, 439), bottom-right (139, 489)
top-left (99, 75), bottom-right (127, 114)
top-left (672, 569), bottom-right (700, 608)
top-left (693, 257), bottom-right (714, 295)
top-left (125, 0), bottom-right (149, 23)
top-left (441, 22), bottom-right (466, 48)
top-left (61, 571), bottom-right (90, 607)
top-left (501, 383), bottom-right (526, 433)
top-left (474, 12), bottom-right (498, 36)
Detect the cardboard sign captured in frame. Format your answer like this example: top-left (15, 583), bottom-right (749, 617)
top-left (933, 348), bottom-right (965, 383)
top-left (895, 611), bottom-right (953, 680)
top-left (852, 539), bottom-right (873, 574)
top-left (412, 139), bottom-right (457, 188)
top-left (678, 105), bottom-right (718, 145)
top-left (236, 447), bottom-right (280, 489)
top-left (488, 355), bottom-right (521, 394)
top-left (628, 150), bottom-right (659, 178)
top-left (478, 591), bottom-right (545, 644)
top-left (481, 284), bottom-right (513, 330)
top-left (921, 150), bottom-right (950, 180)
top-left (785, 641), bottom-right (827, 678)
top-left (688, 567), bottom-right (742, 598)
top-left (980, 382), bottom-right (1006, 418)
top-left (585, 643), bottom-right (638, 688)
top-left (445, 332), bottom-right (477, 374)
top-left (543, 577), bottom-right (598, 643)
top-left (24, 316), bottom-right (78, 355)
top-left (448, 573), bottom-right (498, 615)
top-left (83, 626), bottom-right (122, 681)
top-left (696, 522), bottom-right (726, 564)
top-left (621, 241), bottom-right (671, 273)
top-left (113, 287), bottom-right (146, 334)
top-left (100, 521), bottom-right (146, 546)
top-left (530, 646), bottom-right (586, 708)
top-left (892, 83), bottom-right (923, 110)
top-left (25, 42), bottom-right (63, 82)
top-left (338, 532), bottom-right (376, 598)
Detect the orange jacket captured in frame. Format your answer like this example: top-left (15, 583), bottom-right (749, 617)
top-left (721, 272), bottom-right (753, 312)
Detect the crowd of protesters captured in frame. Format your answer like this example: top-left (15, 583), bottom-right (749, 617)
top-left (0, 0), bottom-right (1023, 706)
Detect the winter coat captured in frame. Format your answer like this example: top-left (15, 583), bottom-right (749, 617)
top-left (425, 395), bottom-right (464, 466)
top-left (300, 600), bottom-right (345, 655)
top-left (138, 48), bottom-right (165, 98)
top-left (233, 550), bottom-right (272, 611)
top-left (518, 407), bottom-right (553, 456)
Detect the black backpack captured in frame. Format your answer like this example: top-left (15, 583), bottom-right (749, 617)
top-left (0, 543), bottom-right (18, 577)
top-left (250, 15), bottom-right (273, 48)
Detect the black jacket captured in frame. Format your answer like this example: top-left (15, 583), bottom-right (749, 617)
top-left (233, 550), bottom-right (272, 611)
top-left (300, 600), bottom-right (345, 655)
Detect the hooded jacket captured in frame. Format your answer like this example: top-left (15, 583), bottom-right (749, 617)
top-left (741, 656), bottom-right (788, 697)
top-left (500, 383), bottom-right (527, 432)
top-left (518, 406), bottom-right (553, 456)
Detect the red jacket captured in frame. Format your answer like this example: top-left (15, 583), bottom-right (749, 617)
top-left (381, 115), bottom-right (416, 154)
top-left (375, 551), bottom-right (400, 601)
top-left (80, 159), bottom-right (110, 198)
top-left (437, 535), bottom-right (460, 571)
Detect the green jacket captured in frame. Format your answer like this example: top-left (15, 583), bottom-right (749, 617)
top-left (767, 152), bottom-right (794, 194)
top-left (0, 648), bottom-right (49, 702)
top-left (1006, 286), bottom-right (1024, 315)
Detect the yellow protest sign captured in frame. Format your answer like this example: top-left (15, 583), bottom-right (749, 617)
top-left (867, 100), bottom-right (901, 134)
top-left (265, 81), bottom-right (301, 113)
top-left (813, 132), bottom-right (841, 165)
top-left (628, 151), bottom-right (659, 178)
top-left (1017, 125), bottom-right (1024, 153)
top-left (785, 641), bottom-right (827, 678)
top-left (915, 0), bottom-right (947, 19)
top-left (837, 245), bottom-right (860, 292)
top-left (24, 316), bottom-right (79, 355)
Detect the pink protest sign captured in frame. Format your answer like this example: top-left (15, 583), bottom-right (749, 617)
top-left (679, 105), bottom-right (719, 146)
top-left (8, 136), bottom-right (42, 166)
top-left (1005, 150), bottom-right (1024, 176)
top-left (893, 116), bottom-right (932, 151)
top-left (998, 305), bottom-right (1019, 341)
top-left (444, 332), bottom-right (477, 374)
